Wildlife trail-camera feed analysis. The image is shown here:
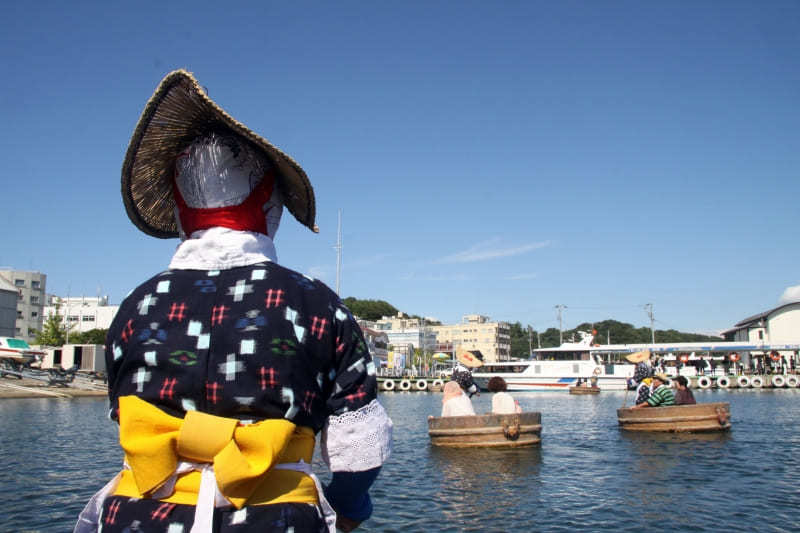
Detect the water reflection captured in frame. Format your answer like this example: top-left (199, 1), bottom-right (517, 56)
top-left (4, 391), bottom-right (800, 532)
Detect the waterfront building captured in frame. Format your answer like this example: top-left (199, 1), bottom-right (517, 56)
top-left (0, 277), bottom-right (17, 337)
top-left (42, 295), bottom-right (119, 337)
top-left (722, 301), bottom-right (800, 350)
top-left (430, 314), bottom-right (511, 363)
top-left (0, 269), bottom-right (47, 343)
top-left (40, 343), bottom-right (106, 372)
top-left (361, 326), bottom-right (389, 367)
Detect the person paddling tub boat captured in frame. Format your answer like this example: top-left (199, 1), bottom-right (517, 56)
top-left (451, 350), bottom-right (482, 397)
top-left (626, 350), bottom-right (654, 405)
top-left (75, 70), bottom-right (393, 533)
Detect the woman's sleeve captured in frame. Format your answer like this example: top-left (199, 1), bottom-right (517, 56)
top-left (321, 302), bottom-right (392, 472)
top-left (320, 302), bottom-right (393, 522)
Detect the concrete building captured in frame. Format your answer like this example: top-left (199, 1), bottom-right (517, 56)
top-left (0, 276), bottom-right (17, 337)
top-left (430, 314), bottom-right (512, 363)
top-left (0, 269), bottom-right (47, 343)
top-left (361, 326), bottom-right (389, 367)
top-left (722, 302), bottom-right (800, 345)
top-left (41, 344), bottom-right (106, 372)
top-left (43, 296), bottom-right (119, 337)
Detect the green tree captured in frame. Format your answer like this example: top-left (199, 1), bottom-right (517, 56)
top-left (67, 328), bottom-right (108, 345)
top-left (342, 298), bottom-right (399, 321)
top-left (509, 322), bottom-right (534, 358)
top-left (33, 304), bottom-right (72, 347)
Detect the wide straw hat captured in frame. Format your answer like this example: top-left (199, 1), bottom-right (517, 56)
top-left (652, 373), bottom-right (670, 383)
top-left (457, 350), bottom-right (483, 368)
top-left (625, 349), bottom-right (651, 364)
top-left (122, 69), bottom-right (317, 238)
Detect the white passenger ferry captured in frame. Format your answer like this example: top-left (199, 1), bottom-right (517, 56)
top-left (471, 331), bottom-right (800, 392)
top-left (471, 333), bottom-right (632, 391)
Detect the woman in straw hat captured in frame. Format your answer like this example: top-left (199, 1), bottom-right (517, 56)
top-left (75, 70), bottom-right (392, 533)
top-left (451, 350), bottom-right (482, 398)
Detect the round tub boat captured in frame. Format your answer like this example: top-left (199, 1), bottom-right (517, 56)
top-left (428, 412), bottom-right (542, 448)
top-left (617, 402), bottom-right (731, 433)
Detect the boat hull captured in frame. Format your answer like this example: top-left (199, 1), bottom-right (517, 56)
top-left (569, 386), bottom-right (600, 395)
top-left (428, 412), bottom-right (542, 448)
top-left (617, 402), bottom-right (731, 433)
top-left (473, 375), bottom-right (629, 391)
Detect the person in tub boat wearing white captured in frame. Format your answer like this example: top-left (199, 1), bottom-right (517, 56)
top-left (75, 70), bottom-right (392, 533)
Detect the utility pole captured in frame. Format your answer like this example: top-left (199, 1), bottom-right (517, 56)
top-left (334, 210), bottom-right (342, 295)
top-left (555, 304), bottom-right (567, 345)
top-left (644, 303), bottom-right (655, 344)
top-left (528, 326), bottom-right (533, 357)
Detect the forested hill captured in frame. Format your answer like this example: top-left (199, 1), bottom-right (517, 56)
top-left (342, 297), bottom-right (722, 358)
top-left (509, 319), bottom-right (722, 358)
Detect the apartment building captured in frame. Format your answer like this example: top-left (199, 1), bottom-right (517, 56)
top-left (43, 295), bottom-right (119, 336)
top-left (0, 269), bottom-right (47, 343)
top-left (430, 314), bottom-right (511, 363)
top-left (0, 277), bottom-right (17, 337)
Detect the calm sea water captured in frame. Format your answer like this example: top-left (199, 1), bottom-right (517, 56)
top-left (1, 390), bottom-right (799, 532)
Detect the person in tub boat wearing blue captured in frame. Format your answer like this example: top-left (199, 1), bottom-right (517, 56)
top-left (451, 350), bottom-right (482, 398)
top-left (626, 350), bottom-right (654, 405)
top-left (75, 70), bottom-right (393, 533)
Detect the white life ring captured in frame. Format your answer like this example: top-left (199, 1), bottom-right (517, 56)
top-left (415, 379), bottom-right (428, 391)
top-left (737, 375), bottom-right (751, 388)
top-left (771, 375), bottom-right (786, 388)
top-left (431, 379), bottom-right (444, 388)
top-left (697, 376), bottom-right (712, 389)
top-left (381, 379), bottom-right (395, 391)
top-left (399, 379), bottom-right (412, 391)
top-left (716, 376), bottom-right (730, 389)
top-left (750, 376), bottom-right (764, 388)
top-left (785, 375), bottom-right (799, 388)
top-left (592, 367), bottom-right (601, 376)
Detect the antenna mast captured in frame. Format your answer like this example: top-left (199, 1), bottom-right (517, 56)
top-left (555, 304), bottom-right (567, 345)
top-left (334, 210), bottom-right (342, 295)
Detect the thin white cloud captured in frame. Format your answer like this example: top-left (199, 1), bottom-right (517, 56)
top-left (400, 272), bottom-right (473, 282)
top-left (506, 273), bottom-right (538, 280)
top-left (435, 240), bottom-right (551, 264)
top-left (306, 266), bottom-right (328, 281)
top-left (779, 284), bottom-right (800, 304)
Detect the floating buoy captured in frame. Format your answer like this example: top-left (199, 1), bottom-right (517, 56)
top-left (697, 376), bottom-right (712, 389)
top-left (772, 375), bottom-right (786, 388)
top-left (431, 379), bottom-right (444, 388)
top-left (399, 379), bottom-right (412, 391)
top-left (679, 354), bottom-right (689, 363)
top-left (751, 376), bottom-right (764, 388)
top-left (737, 375), bottom-right (751, 388)
top-left (786, 375), bottom-right (799, 388)
top-left (770, 351), bottom-right (781, 362)
top-left (716, 376), bottom-right (731, 389)
top-left (415, 379), bottom-right (428, 391)
top-left (381, 379), bottom-right (395, 391)
top-left (729, 352), bottom-right (740, 362)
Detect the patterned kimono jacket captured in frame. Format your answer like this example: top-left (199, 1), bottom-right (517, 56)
top-left (77, 229), bottom-right (392, 533)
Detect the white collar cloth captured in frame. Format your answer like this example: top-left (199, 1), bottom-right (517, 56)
top-left (169, 227), bottom-right (277, 270)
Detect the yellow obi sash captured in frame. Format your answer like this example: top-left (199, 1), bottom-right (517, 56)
top-left (112, 396), bottom-right (318, 508)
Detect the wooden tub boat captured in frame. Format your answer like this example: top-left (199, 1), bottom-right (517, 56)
top-left (617, 402), bottom-right (731, 433)
top-left (569, 386), bottom-right (600, 395)
top-left (428, 412), bottom-right (542, 447)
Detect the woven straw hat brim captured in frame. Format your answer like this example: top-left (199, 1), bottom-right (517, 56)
top-left (457, 350), bottom-right (483, 368)
top-left (122, 69), bottom-right (317, 238)
top-left (625, 350), bottom-right (651, 364)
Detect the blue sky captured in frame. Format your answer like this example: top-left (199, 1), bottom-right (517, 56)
top-left (1, 1), bottom-right (798, 335)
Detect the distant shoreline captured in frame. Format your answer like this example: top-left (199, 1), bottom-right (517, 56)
top-left (0, 378), bottom-right (107, 399)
